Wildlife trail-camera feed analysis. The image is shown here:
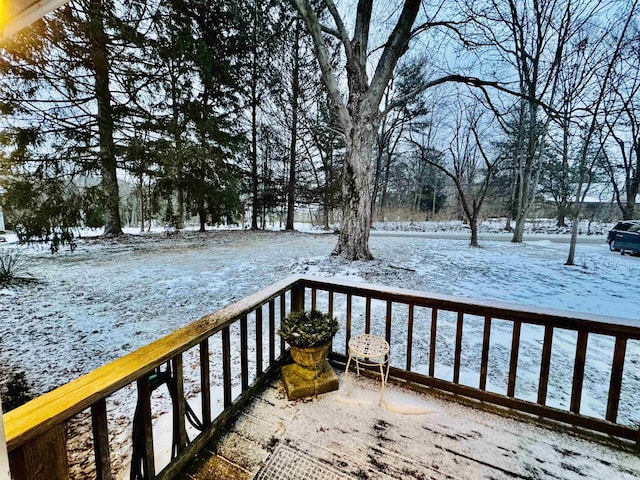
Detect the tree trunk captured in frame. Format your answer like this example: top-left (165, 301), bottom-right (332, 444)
top-left (556, 203), bottom-right (567, 228)
top-left (88, 0), bottom-right (122, 235)
top-left (565, 215), bottom-right (580, 265)
top-left (286, 23), bottom-right (300, 231)
top-left (332, 122), bottom-right (376, 260)
top-left (469, 216), bottom-right (479, 247)
top-left (198, 199), bottom-right (206, 232)
top-left (250, 48), bottom-right (259, 230)
top-left (139, 175), bottom-right (144, 233)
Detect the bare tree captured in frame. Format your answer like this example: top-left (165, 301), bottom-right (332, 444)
top-left (601, 26), bottom-right (640, 221)
top-left (409, 94), bottom-right (503, 246)
top-left (290, 0), bottom-right (424, 259)
top-left (564, 1), bottom-right (639, 265)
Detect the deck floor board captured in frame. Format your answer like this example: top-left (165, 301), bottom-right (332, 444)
top-left (188, 372), bottom-right (640, 480)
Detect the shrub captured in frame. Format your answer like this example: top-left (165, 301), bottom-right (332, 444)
top-left (278, 310), bottom-right (339, 348)
top-left (2, 371), bottom-right (33, 411)
top-left (0, 249), bottom-right (33, 285)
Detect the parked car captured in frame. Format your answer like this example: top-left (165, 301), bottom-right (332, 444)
top-left (608, 220), bottom-right (640, 254)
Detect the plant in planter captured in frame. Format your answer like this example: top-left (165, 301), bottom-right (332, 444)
top-left (279, 310), bottom-right (339, 371)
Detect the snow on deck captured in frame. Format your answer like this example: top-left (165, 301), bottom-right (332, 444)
top-left (186, 372), bottom-right (640, 480)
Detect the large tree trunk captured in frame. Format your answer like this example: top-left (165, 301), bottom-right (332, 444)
top-left (88, 0), bottom-right (122, 235)
top-left (469, 216), bottom-right (479, 247)
top-left (250, 48), bottom-right (259, 230)
top-left (286, 23), bottom-right (300, 231)
top-left (333, 122), bottom-right (376, 260)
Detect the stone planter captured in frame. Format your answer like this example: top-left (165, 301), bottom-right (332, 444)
top-left (282, 341), bottom-right (338, 400)
top-left (290, 342), bottom-right (330, 371)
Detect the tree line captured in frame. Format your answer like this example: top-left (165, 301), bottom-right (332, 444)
top-left (0, 0), bottom-right (638, 265)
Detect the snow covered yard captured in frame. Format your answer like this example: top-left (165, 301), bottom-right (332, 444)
top-left (1, 229), bottom-right (638, 397)
top-left (1, 228), bottom-right (639, 477)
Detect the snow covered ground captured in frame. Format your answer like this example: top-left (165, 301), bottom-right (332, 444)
top-left (0, 223), bottom-right (638, 476)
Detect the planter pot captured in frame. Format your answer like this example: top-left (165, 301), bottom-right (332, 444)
top-left (290, 342), bottom-right (330, 371)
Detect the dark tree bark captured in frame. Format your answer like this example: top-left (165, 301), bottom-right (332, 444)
top-left (87, 0), bottom-right (122, 235)
top-left (286, 22), bottom-right (301, 231)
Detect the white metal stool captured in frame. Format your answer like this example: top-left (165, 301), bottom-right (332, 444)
top-left (344, 334), bottom-right (390, 406)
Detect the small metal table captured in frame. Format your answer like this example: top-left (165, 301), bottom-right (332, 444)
top-left (344, 334), bottom-right (390, 406)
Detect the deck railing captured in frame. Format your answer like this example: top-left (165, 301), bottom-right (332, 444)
top-left (4, 275), bottom-right (640, 479)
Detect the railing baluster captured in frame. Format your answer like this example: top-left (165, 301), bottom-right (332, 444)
top-left (200, 338), bottom-right (211, 427)
top-left (570, 331), bottom-right (589, 414)
top-left (479, 316), bottom-right (491, 391)
top-left (329, 291), bottom-right (334, 352)
top-left (91, 399), bottom-right (112, 480)
top-left (507, 321), bottom-right (521, 397)
top-left (606, 336), bottom-right (627, 423)
top-left (292, 284), bottom-right (305, 311)
top-left (346, 294), bottom-right (352, 355)
top-left (406, 304), bottom-right (414, 372)
top-left (256, 307), bottom-right (263, 376)
top-left (385, 301), bottom-right (392, 345)
top-left (222, 327), bottom-right (232, 408)
top-left (453, 312), bottom-right (464, 384)
top-left (280, 294), bottom-right (286, 356)
top-left (365, 297), bottom-right (371, 334)
top-left (269, 300), bottom-right (275, 365)
top-left (240, 316), bottom-right (248, 392)
top-left (537, 325), bottom-right (554, 405)
top-left (429, 308), bottom-right (437, 377)
top-left (171, 355), bottom-right (187, 453)
top-left (311, 288), bottom-right (317, 310)
top-left (137, 375), bottom-right (155, 478)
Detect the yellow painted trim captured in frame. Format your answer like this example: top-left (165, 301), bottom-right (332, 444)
top-left (1, 0), bottom-right (70, 40)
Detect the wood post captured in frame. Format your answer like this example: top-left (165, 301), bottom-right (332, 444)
top-left (9, 424), bottom-right (69, 480)
top-left (0, 394), bottom-right (11, 479)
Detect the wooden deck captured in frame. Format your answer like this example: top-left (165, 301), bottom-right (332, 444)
top-left (184, 372), bottom-right (640, 480)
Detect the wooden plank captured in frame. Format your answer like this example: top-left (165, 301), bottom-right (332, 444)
top-left (240, 315), bottom-right (248, 392)
top-left (199, 339), bottom-right (211, 427)
top-left (329, 352), bottom-right (637, 441)
top-left (507, 321), bottom-right (521, 398)
top-left (479, 316), bottom-right (491, 391)
top-left (328, 290), bottom-right (334, 318)
top-left (137, 375), bottom-right (155, 478)
top-left (537, 325), bottom-right (554, 406)
top-left (154, 357), bottom-right (288, 480)
top-left (9, 423), bottom-right (69, 480)
top-left (385, 300), bottom-right (392, 345)
top-left (429, 309), bottom-right (437, 377)
top-left (291, 285), bottom-right (305, 312)
top-left (406, 304), bottom-right (414, 372)
top-left (91, 399), bottom-right (112, 480)
top-left (396, 365), bottom-right (636, 441)
top-left (222, 327), bottom-right (232, 408)
top-left (280, 294), bottom-right (286, 356)
top-left (311, 288), bottom-right (317, 310)
top-left (453, 312), bottom-right (463, 384)
top-left (4, 276), bottom-right (299, 449)
top-left (256, 307), bottom-right (263, 376)
top-left (606, 336), bottom-right (627, 423)
top-left (297, 276), bottom-right (640, 338)
top-left (269, 300), bottom-right (275, 365)
top-left (365, 297), bottom-right (371, 333)
top-left (171, 355), bottom-right (187, 453)
top-left (346, 294), bottom-right (352, 355)
top-left (329, 291), bottom-right (335, 352)
top-left (570, 331), bottom-right (589, 414)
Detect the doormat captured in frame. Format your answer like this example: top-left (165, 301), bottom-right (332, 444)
top-left (255, 444), bottom-right (353, 480)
